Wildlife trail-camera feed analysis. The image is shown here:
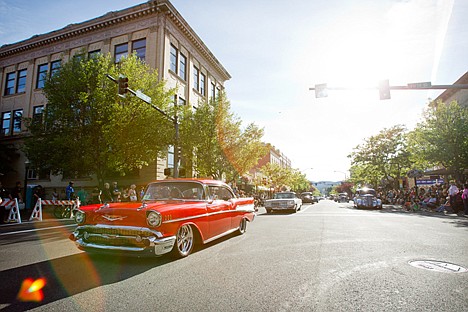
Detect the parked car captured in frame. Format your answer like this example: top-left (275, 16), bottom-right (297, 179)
top-left (264, 192), bottom-right (302, 213)
top-left (335, 192), bottom-right (349, 203)
top-left (69, 179), bottom-right (255, 258)
top-left (300, 192), bottom-right (316, 204)
top-left (353, 188), bottom-right (382, 209)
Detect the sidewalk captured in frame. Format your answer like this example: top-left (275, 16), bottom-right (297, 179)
top-left (385, 204), bottom-right (468, 217)
top-left (1, 206), bottom-right (75, 227)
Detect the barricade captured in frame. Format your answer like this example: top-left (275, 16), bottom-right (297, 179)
top-left (29, 198), bottom-right (81, 221)
top-left (3, 198), bottom-right (22, 224)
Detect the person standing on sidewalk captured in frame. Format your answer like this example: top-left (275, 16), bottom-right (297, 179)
top-left (0, 181), bottom-right (11, 224)
top-left (10, 182), bottom-right (23, 203)
top-left (65, 181), bottom-right (75, 200)
top-left (102, 183), bottom-right (113, 203)
top-left (447, 181), bottom-right (459, 213)
top-left (112, 181), bottom-right (121, 202)
top-left (462, 183), bottom-right (468, 217)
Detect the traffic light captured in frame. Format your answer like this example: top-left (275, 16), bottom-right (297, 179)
top-left (378, 79), bottom-right (390, 100)
top-left (315, 83), bottom-right (328, 98)
top-left (118, 76), bottom-right (128, 95)
top-left (177, 146), bottom-right (182, 159)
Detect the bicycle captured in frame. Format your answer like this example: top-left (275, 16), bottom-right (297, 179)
top-left (53, 204), bottom-right (75, 219)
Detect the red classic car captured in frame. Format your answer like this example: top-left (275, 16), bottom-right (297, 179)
top-left (69, 179), bottom-right (255, 258)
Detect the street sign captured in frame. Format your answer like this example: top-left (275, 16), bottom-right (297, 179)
top-left (135, 90), bottom-right (152, 104)
top-left (407, 81), bottom-right (432, 88)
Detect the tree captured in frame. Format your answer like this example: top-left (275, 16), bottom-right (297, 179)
top-left (348, 125), bottom-right (412, 189)
top-left (23, 53), bottom-right (175, 185)
top-left (259, 163), bottom-right (310, 192)
top-left (180, 92), bottom-right (266, 180)
top-left (288, 169), bottom-right (312, 192)
top-left (333, 182), bottom-right (354, 196)
top-left (408, 100), bottom-right (468, 181)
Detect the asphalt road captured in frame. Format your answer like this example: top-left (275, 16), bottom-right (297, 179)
top-left (0, 200), bottom-right (467, 311)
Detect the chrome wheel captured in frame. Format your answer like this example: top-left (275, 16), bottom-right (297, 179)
top-left (174, 224), bottom-right (194, 257)
top-left (238, 218), bottom-right (248, 235)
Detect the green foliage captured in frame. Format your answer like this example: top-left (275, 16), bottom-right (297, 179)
top-left (23, 53), bottom-right (174, 183)
top-left (408, 100), bottom-right (468, 180)
top-left (180, 92), bottom-right (266, 180)
top-left (348, 125), bottom-right (412, 188)
top-left (260, 163), bottom-right (311, 192)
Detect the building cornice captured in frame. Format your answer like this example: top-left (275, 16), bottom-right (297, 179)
top-left (0, 0), bottom-right (230, 81)
top-left (435, 71), bottom-right (468, 102)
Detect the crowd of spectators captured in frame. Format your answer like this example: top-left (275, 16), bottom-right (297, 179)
top-left (379, 180), bottom-right (466, 215)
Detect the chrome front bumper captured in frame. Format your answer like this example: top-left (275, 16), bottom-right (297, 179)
top-left (69, 224), bottom-right (176, 256)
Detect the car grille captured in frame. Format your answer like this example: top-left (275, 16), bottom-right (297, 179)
top-left (83, 227), bottom-right (150, 237)
top-left (86, 235), bottom-right (145, 247)
top-left (77, 226), bottom-right (157, 248)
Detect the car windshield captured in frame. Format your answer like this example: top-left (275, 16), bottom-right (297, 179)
top-left (358, 189), bottom-right (376, 196)
top-left (143, 182), bottom-right (205, 200)
top-left (274, 193), bottom-right (295, 199)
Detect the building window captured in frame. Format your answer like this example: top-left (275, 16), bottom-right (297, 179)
top-left (88, 50), bottom-right (101, 59)
top-left (36, 64), bottom-right (48, 89)
top-left (33, 106), bottom-right (44, 124)
top-left (13, 109), bottom-right (23, 134)
top-left (4, 72), bottom-right (15, 95)
top-left (16, 69), bottom-right (27, 93)
top-left (211, 82), bottom-right (216, 100)
top-left (178, 97), bottom-right (186, 106)
top-left (168, 145), bottom-right (174, 168)
top-left (170, 44), bottom-right (178, 73)
top-left (115, 43), bottom-right (128, 63)
top-left (51, 60), bottom-right (61, 76)
top-left (132, 39), bottom-right (146, 61)
top-left (193, 66), bottom-right (199, 91)
top-left (73, 53), bottom-right (84, 62)
top-left (1, 112), bottom-right (11, 136)
top-left (200, 72), bottom-right (206, 96)
top-left (179, 53), bottom-right (186, 80)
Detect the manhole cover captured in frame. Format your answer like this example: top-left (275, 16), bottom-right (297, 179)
top-left (409, 260), bottom-right (468, 273)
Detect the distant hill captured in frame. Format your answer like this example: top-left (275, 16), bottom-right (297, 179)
top-left (311, 181), bottom-right (341, 194)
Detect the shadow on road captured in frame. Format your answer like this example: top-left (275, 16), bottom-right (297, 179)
top-left (0, 252), bottom-right (171, 312)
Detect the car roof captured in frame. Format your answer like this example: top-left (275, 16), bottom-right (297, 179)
top-left (357, 187), bottom-right (375, 191)
top-left (149, 178), bottom-right (228, 186)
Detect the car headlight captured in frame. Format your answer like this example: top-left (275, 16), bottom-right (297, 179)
top-left (74, 210), bottom-right (86, 224)
top-left (288, 200), bottom-right (295, 205)
top-left (146, 211), bottom-right (161, 227)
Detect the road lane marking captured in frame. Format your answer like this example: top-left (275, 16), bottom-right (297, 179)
top-left (0, 224), bottom-right (76, 236)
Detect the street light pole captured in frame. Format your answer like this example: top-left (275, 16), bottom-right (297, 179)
top-left (173, 114), bottom-right (179, 178)
top-left (334, 170), bottom-right (347, 181)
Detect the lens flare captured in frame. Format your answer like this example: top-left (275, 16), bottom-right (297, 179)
top-left (17, 278), bottom-right (46, 302)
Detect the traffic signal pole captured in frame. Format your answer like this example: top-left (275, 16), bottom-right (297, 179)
top-left (106, 74), bottom-right (180, 178)
top-left (309, 81), bottom-right (468, 99)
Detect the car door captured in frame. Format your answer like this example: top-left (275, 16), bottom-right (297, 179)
top-left (206, 186), bottom-right (234, 239)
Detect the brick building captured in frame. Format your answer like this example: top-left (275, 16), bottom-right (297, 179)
top-left (0, 0), bottom-right (230, 201)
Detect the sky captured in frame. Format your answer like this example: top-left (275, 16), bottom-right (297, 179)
top-left (1, 0), bottom-right (467, 182)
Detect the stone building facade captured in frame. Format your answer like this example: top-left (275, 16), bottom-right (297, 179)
top-left (0, 0), bottom-right (230, 200)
